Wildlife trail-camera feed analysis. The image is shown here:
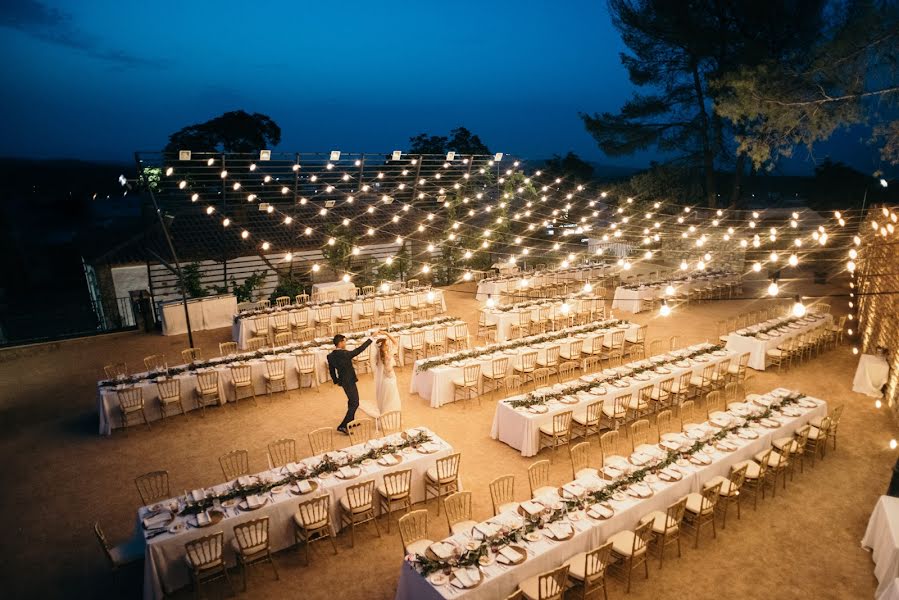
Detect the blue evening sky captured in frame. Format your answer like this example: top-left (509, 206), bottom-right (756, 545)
top-left (0, 0), bottom-right (886, 174)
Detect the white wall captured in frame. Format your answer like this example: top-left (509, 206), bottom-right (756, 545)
top-left (111, 264), bottom-right (149, 299)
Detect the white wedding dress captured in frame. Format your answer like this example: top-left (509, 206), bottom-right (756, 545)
top-left (361, 339), bottom-right (402, 418)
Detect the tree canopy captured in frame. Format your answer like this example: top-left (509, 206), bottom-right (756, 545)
top-left (408, 127), bottom-right (490, 155)
top-left (165, 110), bottom-right (281, 154)
top-left (542, 152), bottom-right (595, 184)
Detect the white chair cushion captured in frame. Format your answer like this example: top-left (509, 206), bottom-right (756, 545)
top-left (532, 485), bottom-right (556, 498)
top-left (639, 510), bottom-right (676, 534)
top-left (426, 467), bottom-right (456, 483)
top-left (575, 467), bottom-right (599, 479)
top-left (766, 348), bottom-right (784, 357)
top-left (706, 475), bottom-right (736, 496)
top-left (732, 460), bottom-right (761, 479)
top-left (564, 551), bottom-right (589, 580)
top-left (450, 520), bottom-right (479, 535)
top-left (339, 495), bottom-right (372, 514)
top-left (684, 492), bottom-right (712, 515)
top-left (690, 376), bottom-right (705, 387)
top-left (808, 427), bottom-right (823, 440)
top-left (809, 416), bottom-right (825, 428)
top-left (293, 512), bottom-right (327, 530)
top-left (377, 484), bottom-right (410, 500)
top-left (231, 538), bottom-right (268, 557)
top-left (753, 449), bottom-right (784, 468)
top-left (538, 423), bottom-right (564, 436)
top-left (608, 529), bottom-right (644, 557)
top-left (772, 437), bottom-right (797, 453)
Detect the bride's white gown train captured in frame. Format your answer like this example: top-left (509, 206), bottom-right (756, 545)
top-left (360, 339), bottom-right (402, 420)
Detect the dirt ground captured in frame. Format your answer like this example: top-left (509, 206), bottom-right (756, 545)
top-left (0, 277), bottom-right (889, 599)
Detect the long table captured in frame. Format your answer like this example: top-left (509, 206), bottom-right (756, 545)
top-left (410, 322), bottom-right (641, 408)
top-left (611, 273), bottom-right (739, 313)
top-left (725, 313), bottom-right (832, 370)
top-left (159, 295), bottom-right (238, 336)
top-left (233, 290), bottom-right (446, 349)
top-left (491, 344), bottom-right (735, 456)
top-left (397, 389), bottom-right (826, 599)
top-left (311, 280), bottom-right (357, 300)
top-left (483, 296), bottom-right (596, 342)
top-left (476, 266), bottom-right (615, 302)
top-left (140, 427), bottom-right (452, 600)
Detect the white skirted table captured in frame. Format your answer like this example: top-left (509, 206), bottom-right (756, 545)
top-left (139, 427), bottom-right (452, 600)
top-left (611, 273), bottom-right (738, 314)
top-left (864, 495), bottom-right (899, 599)
top-left (312, 280), bottom-right (357, 300)
top-left (725, 313), bottom-right (832, 371)
top-left (159, 295), bottom-right (237, 336)
top-left (854, 354), bottom-right (890, 398)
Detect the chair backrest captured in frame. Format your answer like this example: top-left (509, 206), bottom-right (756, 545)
top-left (295, 293), bottom-right (310, 305)
top-left (273, 312), bottom-right (290, 329)
top-left (723, 381), bottom-right (738, 404)
top-left (634, 325), bottom-right (647, 343)
top-left (813, 416), bottom-right (833, 444)
top-left (181, 348), bottom-right (202, 363)
top-left (552, 410), bottom-right (573, 435)
top-left (489, 475), bottom-right (515, 513)
top-left (295, 352), bottom-right (315, 372)
top-left (219, 449), bottom-right (249, 480)
top-left (638, 383), bottom-right (653, 405)
top-left (463, 363), bottom-right (481, 386)
top-left (345, 479), bottom-right (375, 510)
top-left (156, 377), bottom-right (180, 400)
top-left (648, 339), bottom-right (664, 357)
top-left (830, 405), bottom-right (844, 433)
top-left (716, 358), bottom-right (731, 379)
top-left (569, 441), bottom-right (591, 478)
top-left (219, 342), bottom-right (238, 357)
top-left (632, 519), bottom-right (654, 553)
top-left (794, 424), bottom-right (811, 451)
top-left (230, 365), bottom-right (252, 385)
top-left (398, 509), bottom-right (429, 552)
top-left (266, 357), bottom-right (286, 378)
top-left (377, 411), bottom-right (402, 434)
top-left (680, 399), bottom-right (696, 425)
top-left (252, 316), bottom-right (269, 334)
top-left (185, 532), bottom-right (224, 570)
top-left (528, 459), bottom-right (551, 495)
top-left (492, 357), bottom-right (509, 377)
top-left (520, 351), bottom-right (538, 371)
top-left (297, 494), bottom-right (330, 527)
top-left (103, 362), bottom-right (128, 380)
top-left (729, 463), bottom-right (748, 491)
top-left (444, 491), bottom-right (472, 529)
top-left (435, 453), bottom-right (461, 481)
top-left (233, 516), bottom-right (269, 551)
top-left (317, 307), bottom-right (332, 323)
top-left (197, 370), bottom-right (219, 393)
top-left (382, 469), bottom-right (412, 497)
top-left (630, 419), bottom-right (651, 449)
top-left (666, 497), bottom-right (688, 531)
top-left (247, 337), bottom-right (267, 351)
top-left (93, 522), bottom-right (114, 567)
top-left (559, 361), bottom-right (578, 381)
top-left (611, 391), bottom-right (629, 417)
top-left (533, 367), bottom-right (551, 388)
top-left (669, 335), bottom-right (680, 350)
top-left (117, 386), bottom-right (143, 410)
top-left (544, 345), bottom-right (560, 367)
top-left (536, 564), bottom-right (570, 600)
top-left (347, 419), bottom-right (374, 445)
top-left (268, 438), bottom-right (297, 468)
top-left (135, 470), bottom-right (170, 505)
top-left (755, 447), bottom-right (772, 478)
top-left (409, 330), bottom-right (425, 348)
top-left (292, 309), bottom-right (309, 327)
top-left (699, 481), bottom-right (722, 512)
top-left (582, 541), bottom-right (614, 582)
top-left (610, 330), bottom-right (625, 348)
top-left (143, 354), bottom-right (166, 371)
top-left (701, 363), bottom-right (716, 382)
top-left (274, 332), bottom-right (292, 347)
top-left (309, 427), bottom-right (334, 455)
top-left (257, 299), bottom-right (271, 309)
top-left (600, 430), bottom-right (620, 463)
top-left (705, 390), bottom-right (723, 416)
top-left (656, 409), bottom-right (673, 438)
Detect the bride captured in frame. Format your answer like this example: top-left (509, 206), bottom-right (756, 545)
top-left (362, 330), bottom-right (402, 418)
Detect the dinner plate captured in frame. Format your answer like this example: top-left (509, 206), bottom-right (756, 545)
top-left (428, 573), bottom-right (449, 586)
top-left (168, 522), bottom-right (187, 534)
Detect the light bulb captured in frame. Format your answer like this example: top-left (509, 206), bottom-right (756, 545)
top-left (768, 281), bottom-right (779, 296)
top-left (680, 261), bottom-right (688, 270)
top-left (697, 260), bottom-right (706, 270)
top-left (463, 271), bottom-right (472, 281)
top-left (665, 285), bottom-right (675, 296)
top-left (849, 248), bottom-right (858, 259)
top-left (583, 282), bottom-right (593, 293)
top-left (342, 274), bottom-right (351, 282)
top-left (769, 252), bottom-right (778, 262)
top-left (752, 262), bottom-right (762, 272)
top-left (876, 400), bottom-right (883, 409)
top-left (892, 439), bottom-right (898, 450)
top-left (791, 296), bottom-right (806, 317)
top-left (623, 261), bottom-right (632, 271)
top-left (422, 265), bottom-right (431, 274)
top-left (853, 347), bottom-right (859, 354)
top-left (311, 263), bottom-right (320, 272)
top-left (560, 303), bottom-right (570, 314)
top-left (659, 301), bottom-right (671, 317)
top-left (847, 261), bottom-right (856, 272)
top-left (788, 254), bottom-right (798, 267)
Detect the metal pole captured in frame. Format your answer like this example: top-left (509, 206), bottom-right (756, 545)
top-left (134, 152), bottom-right (195, 348)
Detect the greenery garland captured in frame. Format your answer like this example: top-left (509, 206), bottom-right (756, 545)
top-left (234, 288), bottom-right (437, 322)
top-left (409, 391), bottom-right (807, 576)
top-left (176, 430), bottom-right (433, 516)
top-left (414, 319), bottom-right (629, 373)
top-left (100, 317), bottom-right (459, 388)
top-left (747, 315), bottom-right (827, 339)
top-left (505, 343), bottom-right (724, 409)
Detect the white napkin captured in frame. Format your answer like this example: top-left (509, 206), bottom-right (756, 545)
top-left (660, 440), bottom-right (680, 451)
top-left (474, 522), bottom-right (500, 538)
top-left (521, 500), bottom-right (544, 516)
top-left (191, 489), bottom-right (206, 502)
top-left (547, 522), bottom-right (572, 539)
top-left (245, 494), bottom-right (261, 509)
top-left (196, 511), bottom-right (211, 526)
top-left (237, 476), bottom-right (254, 487)
top-left (420, 442), bottom-right (440, 453)
top-left (659, 468), bottom-right (681, 481)
top-left (562, 483), bottom-right (585, 497)
top-left (430, 541), bottom-right (455, 559)
top-left (603, 466), bottom-right (622, 478)
top-left (454, 567), bottom-right (478, 588)
top-left (588, 504), bottom-right (613, 518)
top-left (297, 480), bottom-right (313, 493)
top-left (498, 546), bottom-right (521, 564)
top-left (286, 462), bottom-right (302, 474)
top-left (142, 512), bottom-right (170, 529)
top-left (380, 454), bottom-right (398, 466)
top-left (338, 466), bottom-right (357, 478)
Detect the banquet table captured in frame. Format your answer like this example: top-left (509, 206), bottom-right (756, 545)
top-left (397, 389), bottom-right (826, 599)
top-left (410, 321), bottom-right (640, 408)
top-left (853, 354), bottom-right (890, 398)
top-left (138, 427), bottom-right (452, 600)
top-left (863, 495), bottom-right (899, 598)
top-left (232, 290), bottom-right (446, 349)
top-left (483, 296), bottom-right (595, 342)
top-left (312, 280), bottom-right (357, 300)
top-left (491, 344), bottom-right (736, 456)
top-left (611, 273), bottom-right (738, 314)
top-left (475, 265), bottom-right (613, 302)
top-left (725, 313), bottom-right (833, 371)
top-left (159, 295), bottom-right (238, 336)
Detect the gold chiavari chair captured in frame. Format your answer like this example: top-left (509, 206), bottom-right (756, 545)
top-left (273, 332), bottom-right (291, 347)
top-left (308, 427), bottom-right (334, 455)
top-left (679, 399), bottom-right (702, 429)
top-left (538, 410), bottom-right (573, 462)
top-left (246, 337), bottom-right (267, 351)
top-left (402, 330), bottom-right (426, 363)
top-left (723, 382), bottom-right (740, 408)
top-left (267, 438), bottom-right (297, 468)
top-left (293, 494), bottom-right (337, 563)
top-left (650, 377), bottom-right (675, 410)
top-left (683, 481), bottom-right (722, 548)
top-left (339, 479), bottom-right (381, 547)
top-left (117, 386), bottom-right (149, 430)
top-left (377, 469), bottom-right (412, 533)
top-left (733, 448), bottom-right (771, 509)
top-left (452, 364), bottom-right (481, 406)
top-left (669, 336), bottom-right (680, 350)
top-left (219, 342), bottom-right (238, 357)
top-left (671, 371), bottom-right (693, 405)
top-left (232, 517), bottom-right (278, 590)
top-left (448, 322), bottom-right (469, 352)
top-left (481, 356), bottom-right (510, 400)
top-left (558, 360), bottom-right (578, 382)
top-left (294, 352), bottom-right (319, 392)
top-left (775, 424), bottom-right (811, 477)
top-left (275, 296), bottom-right (291, 308)
top-left (514, 351), bottom-right (539, 391)
top-left (426, 326), bottom-right (448, 357)
top-left (656, 409), bottom-right (673, 440)
top-left (518, 564), bottom-right (570, 600)
top-left (625, 324), bottom-right (647, 355)
top-left (627, 384), bottom-right (653, 420)
top-left (532, 367), bottom-right (552, 390)
top-left (537, 345), bottom-right (562, 382)
top-left (602, 391), bottom-right (629, 432)
top-left (563, 540), bottom-right (613, 600)
top-left (608, 520), bottom-right (653, 592)
top-left (444, 491), bottom-right (477, 536)
top-left (135, 470), bottom-right (170, 505)
top-left (347, 418), bottom-right (374, 445)
top-left (559, 339), bottom-right (583, 371)
top-left (181, 348), bottom-right (202, 363)
top-left (489, 474), bottom-right (518, 515)
top-left (219, 449), bottom-right (249, 481)
top-left (639, 496), bottom-right (687, 569)
top-left (156, 377), bottom-right (185, 419)
top-left (630, 419), bottom-right (653, 452)
top-left (93, 521), bottom-right (142, 579)
top-left (528, 459), bottom-right (555, 498)
top-left (509, 310), bottom-right (532, 339)
top-left (806, 415), bottom-right (831, 465)
top-left (811, 404), bottom-right (843, 451)
top-left (314, 307), bottom-right (332, 337)
top-left (143, 354), bottom-right (167, 372)
top-left (710, 358), bottom-right (730, 390)
top-left (185, 531), bottom-right (233, 597)
top-left (194, 371), bottom-right (221, 414)
top-left (263, 358), bottom-right (287, 397)
top-left (398, 509), bottom-right (432, 557)
top-left (424, 453), bottom-right (461, 515)
top-left (648, 338), bottom-right (665, 357)
top-left (690, 363), bottom-right (716, 398)
top-left (707, 464), bottom-right (748, 528)
top-left (477, 310), bottom-right (498, 343)
top-left (569, 441), bottom-right (598, 479)
top-left (705, 390), bottom-right (724, 418)
top-left (103, 362), bottom-right (128, 380)
top-left (230, 364), bottom-right (257, 406)
top-left (252, 316), bottom-right (271, 345)
top-left (377, 410), bottom-right (402, 434)
top-left (571, 400), bottom-right (602, 443)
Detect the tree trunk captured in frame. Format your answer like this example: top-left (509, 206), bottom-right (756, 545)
top-left (690, 63), bottom-right (717, 208)
top-left (730, 154), bottom-right (745, 208)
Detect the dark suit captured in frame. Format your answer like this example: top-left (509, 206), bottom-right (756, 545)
top-left (327, 338), bottom-right (373, 430)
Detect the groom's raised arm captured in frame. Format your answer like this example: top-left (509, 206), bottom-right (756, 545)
top-left (348, 338), bottom-right (373, 359)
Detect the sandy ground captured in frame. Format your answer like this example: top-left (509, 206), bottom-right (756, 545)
top-left (0, 277), bottom-right (889, 599)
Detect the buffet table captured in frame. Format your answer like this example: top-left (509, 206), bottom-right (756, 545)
top-left (475, 265), bottom-right (614, 302)
top-left (397, 389), bottom-right (826, 599)
top-left (138, 427), bottom-right (452, 600)
top-left (725, 313), bottom-right (833, 371)
top-left (853, 354), bottom-right (890, 398)
top-left (159, 295), bottom-right (237, 336)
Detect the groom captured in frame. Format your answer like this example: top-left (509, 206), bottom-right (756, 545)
top-left (327, 333), bottom-right (374, 434)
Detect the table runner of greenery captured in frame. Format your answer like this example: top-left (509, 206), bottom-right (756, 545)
top-left (414, 319), bottom-right (629, 373)
top-left (409, 391), bottom-right (807, 576)
top-left (740, 315), bottom-right (826, 339)
top-left (234, 287), bottom-right (437, 322)
top-left (174, 430), bottom-right (433, 516)
top-left (505, 343), bottom-right (725, 409)
top-left (100, 316), bottom-right (459, 388)
top-left (620, 270), bottom-right (734, 291)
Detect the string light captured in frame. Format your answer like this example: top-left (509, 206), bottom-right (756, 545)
top-left (659, 299), bottom-right (671, 317)
top-left (767, 279), bottom-right (779, 296)
top-left (791, 295), bottom-right (806, 317)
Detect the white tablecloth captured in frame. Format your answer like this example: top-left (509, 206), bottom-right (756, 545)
top-left (611, 274), bottom-right (737, 314)
top-left (863, 496), bottom-right (899, 598)
top-left (491, 345), bottom-right (736, 456)
top-left (475, 266), bottom-right (613, 302)
top-left (879, 578), bottom-right (899, 600)
top-left (411, 322), bottom-right (640, 408)
top-left (159, 295), bottom-right (238, 336)
top-left (312, 280), bottom-right (357, 300)
top-left (141, 427), bottom-right (452, 600)
top-left (483, 297), bottom-right (593, 343)
top-left (398, 390), bottom-right (826, 600)
top-left (725, 314), bottom-right (833, 371)
top-left (232, 290), bottom-right (446, 349)
top-left (854, 354), bottom-right (890, 398)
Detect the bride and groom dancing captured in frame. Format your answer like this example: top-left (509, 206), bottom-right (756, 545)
top-left (327, 331), bottom-right (401, 434)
